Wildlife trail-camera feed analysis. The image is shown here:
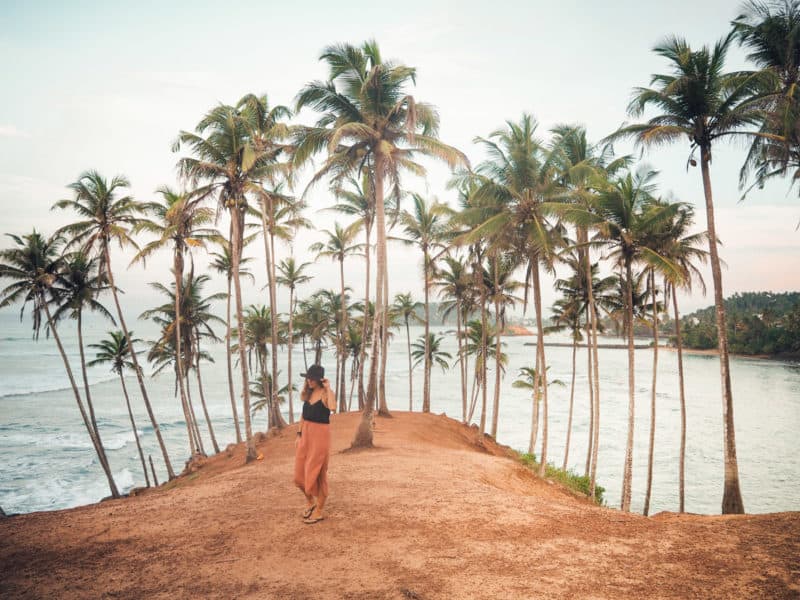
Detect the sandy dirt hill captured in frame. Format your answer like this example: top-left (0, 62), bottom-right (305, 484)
top-left (1, 412), bottom-right (798, 599)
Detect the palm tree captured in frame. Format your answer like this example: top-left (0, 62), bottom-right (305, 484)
top-left (549, 296), bottom-right (582, 472)
top-left (589, 170), bottom-right (681, 512)
top-left (399, 193), bottom-right (449, 414)
top-left (277, 257), bottom-right (312, 423)
top-left (391, 292), bottom-right (423, 411)
top-left (411, 332), bottom-right (452, 375)
top-left (88, 330), bottom-right (151, 487)
top-left (311, 222), bottom-right (361, 411)
top-left (141, 272), bottom-right (226, 454)
top-left (512, 365), bottom-right (565, 456)
top-left (294, 39), bottom-right (468, 448)
top-left (53, 171), bottom-right (175, 479)
top-left (50, 252), bottom-right (115, 457)
top-left (175, 97), bottom-right (286, 461)
top-left (0, 231), bottom-right (120, 497)
top-left (434, 255), bottom-right (473, 422)
top-left (550, 124), bottom-right (630, 498)
top-left (660, 204), bottom-right (709, 512)
top-left (209, 235), bottom-right (256, 444)
top-left (734, 1), bottom-right (800, 194)
top-left (327, 176), bottom-right (375, 409)
top-left (612, 34), bottom-right (764, 513)
top-left (134, 186), bottom-right (215, 456)
top-left (460, 114), bottom-right (563, 472)
top-left (460, 319), bottom-right (506, 425)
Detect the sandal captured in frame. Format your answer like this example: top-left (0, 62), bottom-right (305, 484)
top-left (302, 505), bottom-right (316, 519)
top-left (303, 515), bottom-right (325, 524)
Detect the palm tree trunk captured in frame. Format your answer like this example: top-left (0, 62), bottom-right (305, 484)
top-left (588, 268), bottom-right (602, 501)
top-left (457, 304), bottom-right (466, 423)
top-left (672, 286), bottom-right (687, 513)
top-left (119, 372), bottom-right (150, 486)
top-left (357, 225), bottom-right (371, 411)
top-left (532, 262), bottom-right (550, 478)
top-left (287, 288), bottom-right (295, 424)
top-left (478, 257), bottom-right (488, 435)
top-left (354, 158), bottom-right (385, 448)
top-left (195, 353), bottom-right (220, 454)
top-left (174, 250), bottom-right (196, 456)
top-left (584, 318), bottom-right (594, 477)
top-left (491, 255), bottom-right (502, 439)
top-left (260, 198), bottom-right (283, 430)
top-left (378, 249), bottom-right (391, 416)
top-left (406, 318), bottom-right (413, 411)
top-left (644, 270), bottom-right (659, 516)
top-left (563, 331), bottom-right (577, 472)
top-left (230, 206), bottom-right (257, 461)
top-left (621, 257), bottom-right (636, 512)
top-left (185, 374), bottom-right (206, 456)
top-left (43, 302), bottom-right (119, 498)
top-left (528, 345), bottom-right (540, 455)
top-left (103, 245), bottom-right (175, 479)
top-left (423, 246), bottom-right (431, 413)
top-left (339, 257), bottom-right (348, 412)
top-left (225, 276), bottom-right (242, 442)
top-left (700, 147), bottom-right (744, 515)
top-left (76, 311), bottom-right (105, 453)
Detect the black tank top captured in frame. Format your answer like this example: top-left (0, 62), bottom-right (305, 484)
top-left (302, 399), bottom-right (330, 424)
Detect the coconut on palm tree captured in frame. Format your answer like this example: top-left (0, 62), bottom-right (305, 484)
top-left (53, 171), bottom-right (176, 479)
top-left (294, 39), bottom-right (468, 448)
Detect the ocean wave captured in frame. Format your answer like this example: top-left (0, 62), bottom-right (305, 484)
top-left (1, 429), bottom-right (141, 451)
top-left (0, 375), bottom-right (121, 399)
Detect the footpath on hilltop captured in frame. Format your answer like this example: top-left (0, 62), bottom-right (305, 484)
top-left (1, 412), bottom-right (798, 599)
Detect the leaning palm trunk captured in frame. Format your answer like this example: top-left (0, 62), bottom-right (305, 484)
top-left (185, 375), bottom-right (206, 456)
top-left (532, 263), bottom-right (550, 478)
top-left (119, 370), bottom-right (150, 486)
top-left (491, 255), bottom-right (502, 439)
top-left (174, 251), bottom-right (196, 456)
top-left (103, 245), bottom-right (175, 479)
top-left (225, 274), bottom-right (242, 442)
top-left (700, 148), bottom-right (744, 514)
top-left (43, 302), bottom-right (120, 497)
top-left (528, 347), bottom-right (541, 455)
top-left (671, 285), bottom-right (687, 513)
top-left (195, 354), bottom-right (220, 454)
top-left (644, 270), bottom-right (659, 516)
top-left (230, 207), bottom-right (257, 461)
top-left (563, 331), bottom-right (577, 472)
top-left (621, 258), bottom-right (636, 512)
top-left (76, 310), bottom-right (109, 474)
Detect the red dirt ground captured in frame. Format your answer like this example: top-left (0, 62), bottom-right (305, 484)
top-left (1, 412), bottom-right (798, 599)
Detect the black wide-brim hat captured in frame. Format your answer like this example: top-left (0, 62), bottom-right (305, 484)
top-left (300, 364), bottom-right (325, 380)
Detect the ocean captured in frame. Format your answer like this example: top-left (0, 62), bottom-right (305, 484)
top-left (1, 310), bottom-right (798, 516)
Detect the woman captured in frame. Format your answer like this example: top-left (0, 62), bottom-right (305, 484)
top-left (293, 363), bottom-right (336, 524)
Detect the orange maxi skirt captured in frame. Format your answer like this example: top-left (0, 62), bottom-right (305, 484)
top-left (293, 420), bottom-right (331, 498)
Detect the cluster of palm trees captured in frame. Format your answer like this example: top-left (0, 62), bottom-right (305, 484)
top-left (1, 2), bottom-right (797, 515)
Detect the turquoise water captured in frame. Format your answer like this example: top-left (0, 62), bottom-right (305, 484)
top-left (0, 310), bottom-right (798, 515)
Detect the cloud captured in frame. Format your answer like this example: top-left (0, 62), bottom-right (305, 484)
top-left (0, 125), bottom-right (31, 138)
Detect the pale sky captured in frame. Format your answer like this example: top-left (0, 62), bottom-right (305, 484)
top-left (1, 0), bottom-right (798, 323)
